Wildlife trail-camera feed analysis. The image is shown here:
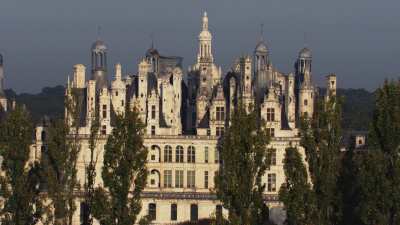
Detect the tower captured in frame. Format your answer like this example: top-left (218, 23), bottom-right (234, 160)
top-left (197, 12), bottom-right (213, 65)
top-left (91, 39), bottom-right (108, 90)
top-left (325, 74), bottom-right (337, 102)
top-left (0, 53), bottom-right (7, 112)
top-left (295, 47), bottom-right (312, 87)
top-left (254, 25), bottom-right (269, 73)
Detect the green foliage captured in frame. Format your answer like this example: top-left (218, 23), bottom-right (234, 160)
top-left (0, 105), bottom-right (44, 224)
top-left (92, 109), bottom-right (149, 225)
top-left (5, 86), bottom-right (65, 122)
top-left (299, 96), bottom-right (342, 225)
top-left (353, 80), bottom-right (400, 225)
top-left (279, 147), bottom-right (315, 225)
top-left (40, 89), bottom-right (83, 225)
top-left (215, 102), bottom-right (270, 225)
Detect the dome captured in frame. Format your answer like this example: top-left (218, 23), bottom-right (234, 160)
top-left (255, 41), bottom-right (268, 53)
top-left (91, 40), bottom-right (107, 52)
top-left (299, 47), bottom-right (312, 58)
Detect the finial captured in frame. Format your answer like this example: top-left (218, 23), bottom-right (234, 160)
top-left (97, 26), bottom-right (102, 40)
top-left (150, 32), bottom-right (155, 49)
top-left (259, 23), bottom-right (264, 42)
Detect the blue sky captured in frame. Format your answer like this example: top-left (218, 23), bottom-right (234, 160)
top-left (1, 0), bottom-right (399, 93)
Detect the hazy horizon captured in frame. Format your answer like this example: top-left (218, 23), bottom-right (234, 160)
top-left (1, 0), bottom-right (399, 93)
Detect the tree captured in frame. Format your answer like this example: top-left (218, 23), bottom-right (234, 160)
top-left (279, 146), bottom-right (315, 225)
top-left (299, 96), bottom-right (342, 225)
top-left (354, 80), bottom-right (400, 225)
top-left (92, 109), bottom-right (149, 225)
top-left (215, 103), bottom-right (271, 225)
top-left (40, 89), bottom-right (83, 225)
top-left (81, 117), bottom-right (100, 225)
top-left (0, 105), bottom-right (44, 224)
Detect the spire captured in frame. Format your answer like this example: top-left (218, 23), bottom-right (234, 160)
top-left (202, 11), bottom-right (208, 31)
top-left (259, 23), bottom-right (264, 42)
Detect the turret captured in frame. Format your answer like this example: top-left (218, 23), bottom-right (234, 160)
top-left (326, 74), bottom-right (337, 100)
top-left (286, 73), bottom-right (296, 128)
top-left (111, 63), bottom-right (126, 115)
top-left (197, 11), bottom-right (214, 64)
top-left (295, 47), bottom-right (312, 88)
top-left (91, 39), bottom-right (108, 90)
top-left (72, 64), bottom-right (86, 88)
top-left (0, 53), bottom-right (7, 112)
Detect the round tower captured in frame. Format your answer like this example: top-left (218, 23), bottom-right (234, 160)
top-left (91, 39), bottom-right (108, 90)
top-left (295, 47), bottom-right (312, 86)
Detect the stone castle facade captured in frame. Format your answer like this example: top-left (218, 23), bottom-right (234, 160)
top-left (31, 12), bottom-right (337, 225)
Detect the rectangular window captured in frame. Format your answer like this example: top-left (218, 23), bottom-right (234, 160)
top-left (164, 170), bottom-right (172, 188)
top-left (266, 108), bottom-right (275, 122)
top-left (204, 171), bottom-right (209, 189)
top-left (268, 173), bottom-right (276, 192)
top-left (176, 146), bottom-right (184, 163)
top-left (171, 204), bottom-right (177, 221)
top-left (101, 125), bottom-right (107, 135)
top-left (187, 170), bottom-right (195, 188)
top-left (268, 148), bottom-right (276, 166)
top-left (102, 104), bottom-right (107, 118)
top-left (190, 204), bottom-right (198, 221)
top-left (204, 147), bottom-right (209, 163)
top-left (175, 170), bottom-right (184, 188)
top-left (121, 100), bottom-right (124, 106)
top-left (151, 126), bottom-right (156, 135)
top-left (216, 127), bottom-right (224, 137)
top-left (151, 105), bottom-right (156, 119)
top-left (215, 148), bottom-right (220, 163)
top-left (267, 128), bottom-right (275, 137)
top-left (216, 107), bottom-right (225, 121)
top-left (148, 203), bottom-right (156, 221)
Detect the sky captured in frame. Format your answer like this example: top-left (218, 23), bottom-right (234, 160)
top-left (0, 0), bottom-right (399, 93)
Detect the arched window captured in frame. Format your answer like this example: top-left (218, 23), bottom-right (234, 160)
top-left (41, 131), bottom-right (46, 142)
top-left (187, 146), bottom-right (196, 163)
top-left (176, 146), bottom-right (184, 163)
top-left (164, 145), bottom-right (172, 162)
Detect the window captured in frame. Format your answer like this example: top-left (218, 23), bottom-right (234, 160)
top-left (121, 100), bottom-right (124, 106)
top-left (41, 131), bottom-right (46, 142)
top-left (304, 99), bottom-right (308, 106)
top-left (175, 170), bottom-right (184, 188)
top-left (215, 148), bottom-right (220, 163)
top-left (187, 146), bottom-right (196, 163)
top-left (190, 204), bottom-right (198, 221)
top-left (204, 171), bottom-right (209, 188)
top-left (207, 129), bottom-right (211, 136)
top-left (151, 155), bottom-right (155, 161)
top-left (216, 107), bottom-right (225, 121)
top-left (266, 108), bottom-right (275, 122)
top-left (204, 147), bottom-right (209, 163)
top-left (267, 173), bottom-right (276, 192)
top-left (171, 204), bottom-right (177, 221)
top-left (102, 104), bottom-right (107, 118)
top-left (268, 148), bottom-right (276, 166)
top-left (80, 202), bottom-right (89, 225)
top-left (267, 128), bottom-right (275, 137)
top-left (216, 205), bottom-right (223, 221)
top-left (164, 145), bottom-right (172, 162)
top-left (151, 126), bottom-right (156, 135)
top-left (101, 125), bottom-right (107, 135)
top-left (151, 105), bottom-right (156, 119)
top-left (148, 203), bottom-right (156, 221)
top-left (164, 170), bottom-right (172, 188)
top-left (176, 146), bottom-right (184, 163)
top-left (216, 127), bottom-right (224, 137)
top-left (187, 171), bottom-right (195, 188)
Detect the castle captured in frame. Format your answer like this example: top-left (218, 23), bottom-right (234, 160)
top-left (31, 12), bottom-right (337, 224)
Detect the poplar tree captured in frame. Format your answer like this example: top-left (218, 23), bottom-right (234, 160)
top-left (355, 80), bottom-right (400, 225)
top-left (92, 109), bottom-right (149, 225)
top-left (0, 105), bottom-right (44, 224)
top-left (279, 146), bottom-right (315, 225)
top-left (40, 89), bottom-right (83, 225)
top-left (299, 96), bottom-right (342, 225)
top-left (215, 103), bottom-right (271, 225)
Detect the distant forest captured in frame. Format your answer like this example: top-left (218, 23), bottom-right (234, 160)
top-left (5, 86), bottom-right (375, 131)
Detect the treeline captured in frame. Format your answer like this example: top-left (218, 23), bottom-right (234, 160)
top-left (281, 80), bottom-right (400, 225)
